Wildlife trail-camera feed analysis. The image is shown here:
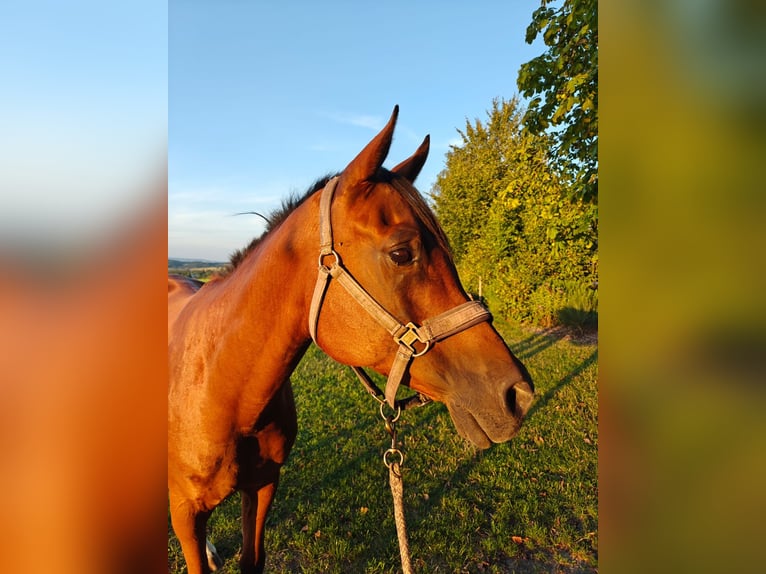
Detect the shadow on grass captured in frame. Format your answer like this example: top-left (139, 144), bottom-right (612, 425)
top-left (510, 327), bottom-right (597, 362)
top-left (526, 348), bottom-right (598, 421)
top-left (511, 329), bottom-right (570, 360)
top-left (400, 345), bottom-right (599, 570)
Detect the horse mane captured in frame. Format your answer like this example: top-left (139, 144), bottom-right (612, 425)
top-left (217, 169), bottom-right (453, 278)
top-left (218, 174), bottom-right (337, 277)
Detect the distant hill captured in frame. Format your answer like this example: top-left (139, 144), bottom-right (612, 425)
top-left (168, 258), bottom-right (226, 270)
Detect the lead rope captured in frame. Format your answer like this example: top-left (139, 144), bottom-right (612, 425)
top-left (381, 404), bottom-right (414, 574)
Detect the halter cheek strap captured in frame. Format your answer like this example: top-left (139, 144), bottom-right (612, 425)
top-left (308, 177), bottom-right (491, 409)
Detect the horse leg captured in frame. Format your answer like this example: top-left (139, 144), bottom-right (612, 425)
top-left (169, 493), bottom-right (214, 574)
top-left (239, 479), bottom-right (279, 574)
top-left (205, 538), bottom-right (223, 571)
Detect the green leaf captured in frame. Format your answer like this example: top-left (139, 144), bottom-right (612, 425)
top-left (517, 0), bottom-right (598, 205)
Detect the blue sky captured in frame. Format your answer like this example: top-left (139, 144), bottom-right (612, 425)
top-left (0, 1), bottom-right (167, 250)
top-left (169, 1), bottom-right (544, 261)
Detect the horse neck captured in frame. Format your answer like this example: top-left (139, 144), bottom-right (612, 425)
top-left (196, 194), bottom-right (320, 420)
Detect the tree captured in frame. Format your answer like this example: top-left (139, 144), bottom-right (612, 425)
top-left (431, 98), bottom-right (526, 265)
top-left (432, 98), bottom-right (597, 327)
top-left (517, 0), bottom-right (598, 204)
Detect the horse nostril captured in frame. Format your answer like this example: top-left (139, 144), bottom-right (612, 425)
top-left (506, 381), bottom-right (534, 418)
top-left (506, 387), bottom-right (516, 414)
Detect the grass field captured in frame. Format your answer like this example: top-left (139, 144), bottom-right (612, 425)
top-left (168, 318), bottom-right (598, 573)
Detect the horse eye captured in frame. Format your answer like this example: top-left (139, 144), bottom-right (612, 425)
top-left (389, 248), bottom-right (413, 266)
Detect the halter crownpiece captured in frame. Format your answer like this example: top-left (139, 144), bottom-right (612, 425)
top-left (308, 176), bottom-right (492, 408)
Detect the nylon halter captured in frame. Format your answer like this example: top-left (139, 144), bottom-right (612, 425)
top-left (308, 176), bottom-right (491, 409)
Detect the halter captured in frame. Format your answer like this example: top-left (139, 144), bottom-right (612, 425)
top-left (308, 176), bottom-right (492, 409)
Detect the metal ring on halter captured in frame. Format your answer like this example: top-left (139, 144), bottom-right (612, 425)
top-left (380, 401), bottom-right (401, 423)
top-left (411, 339), bottom-right (430, 358)
top-left (383, 448), bottom-right (404, 470)
top-left (317, 249), bottom-right (340, 270)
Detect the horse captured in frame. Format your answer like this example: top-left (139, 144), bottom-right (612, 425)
top-left (168, 106), bottom-right (534, 573)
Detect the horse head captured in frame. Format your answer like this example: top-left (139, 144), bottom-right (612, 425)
top-left (310, 106), bottom-right (534, 448)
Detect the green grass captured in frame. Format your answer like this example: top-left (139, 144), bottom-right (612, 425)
top-left (168, 319), bottom-right (598, 573)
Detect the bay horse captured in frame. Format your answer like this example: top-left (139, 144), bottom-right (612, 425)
top-left (168, 107), bottom-right (534, 573)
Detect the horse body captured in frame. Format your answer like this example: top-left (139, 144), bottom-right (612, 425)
top-left (169, 107), bottom-right (534, 573)
top-left (168, 214), bottom-right (313, 572)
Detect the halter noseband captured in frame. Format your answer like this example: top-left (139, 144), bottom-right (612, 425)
top-left (308, 176), bottom-right (491, 409)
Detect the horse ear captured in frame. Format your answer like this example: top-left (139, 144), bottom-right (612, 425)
top-left (343, 105), bottom-right (399, 185)
top-left (391, 135), bottom-right (430, 183)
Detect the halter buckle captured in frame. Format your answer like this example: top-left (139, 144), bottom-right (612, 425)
top-left (395, 323), bottom-right (430, 357)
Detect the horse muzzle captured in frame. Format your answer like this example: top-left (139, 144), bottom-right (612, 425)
top-left (445, 379), bottom-right (534, 449)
